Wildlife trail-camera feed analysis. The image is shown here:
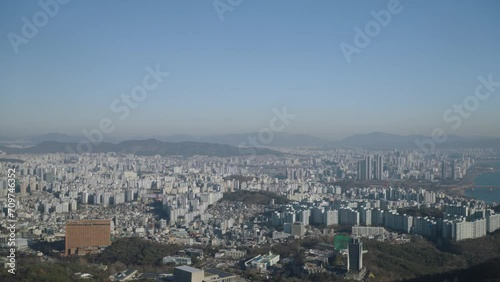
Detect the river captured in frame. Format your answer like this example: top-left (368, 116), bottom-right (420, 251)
top-left (465, 164), bottom-right (500, 204)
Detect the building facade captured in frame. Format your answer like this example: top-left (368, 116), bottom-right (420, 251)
top-left (65, 219), bottom-right (111, 256)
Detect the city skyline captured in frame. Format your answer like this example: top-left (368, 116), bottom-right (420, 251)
top-left (2, 1), bottom-right (500, 281)
top-left (1, 0), bottom-right (500, 139)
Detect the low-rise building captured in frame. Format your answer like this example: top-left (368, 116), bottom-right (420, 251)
top-left (214, 249), bottom-right (246, 260)
top-left (173, 265), bottom-right (238, 282)
top-left (162, 256), bottom-right (192, 265)
top-left (244, 252), bottom-right (280, 272)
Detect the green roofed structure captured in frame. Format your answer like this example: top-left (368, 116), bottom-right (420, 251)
top-left (334, 234), bottom-right (350, 250)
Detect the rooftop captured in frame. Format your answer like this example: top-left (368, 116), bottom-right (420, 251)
top-left (205, 268), bottom-right (235, 278)
top-left (175, 265), bottom-right (202, 273)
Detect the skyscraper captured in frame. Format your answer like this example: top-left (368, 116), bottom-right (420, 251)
top-left (441, 161), bottom-right (448, 180)
top-left (348, 237), bottom-right (363, 271)
top-left (357, 156), bottom-right (373, 180)
top-left (357, 160), bottom-right (365, 180)
top-left (365, 156), bottom-right (372, 180)
top-left (451, 160), bottom-right (457, 180)
top-left (375, 155), bottom-right (384, 180)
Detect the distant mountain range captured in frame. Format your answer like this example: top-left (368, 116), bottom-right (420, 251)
top-left (1, 132), bottom-right (499, 150)
top-left (330, 131), bottom-right (500, 149)
top-left (1, 133), bottom-right (329, 147)
top-left (0, 139), bottom-right (281, 157)
top-left (153, 133), bottom-right (329, 147)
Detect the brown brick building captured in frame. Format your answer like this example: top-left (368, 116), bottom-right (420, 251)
top-left (65, 219), bottom-right (111, 256)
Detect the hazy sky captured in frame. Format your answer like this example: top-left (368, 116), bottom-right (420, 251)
top-left (1, 0), bottom-right (499, 140)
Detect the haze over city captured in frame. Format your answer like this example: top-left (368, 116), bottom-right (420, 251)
top-left (1, 1), bottom-right (500, 282)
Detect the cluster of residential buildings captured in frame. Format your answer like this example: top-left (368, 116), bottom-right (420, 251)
top-left (0, 151), bottom-right (498, 246)
top-left (0, 147), bottom-right (499, 280)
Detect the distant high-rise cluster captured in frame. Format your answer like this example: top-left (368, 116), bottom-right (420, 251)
top-left (0, 145), bottom-right (496, 274)
top-left (441, 159), bottom-right (464, 180)
top-left (357, 155), bottom-right (384, 180)
top-left (287, 168), bottom-right (305, 181)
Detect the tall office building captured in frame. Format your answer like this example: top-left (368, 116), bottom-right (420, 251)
top-left (65, 219), bottom-right (111, 256)
top-left (357, 155), bottom-right (373, 180)
top-left (441, 161), bottom-right (448, 180)
top-left (365, 155), bottom-right (372, 180)
top-left (357, 160), bottom-right (366, 180)
top-left (348, 237), bottom-right (363, 271)
top-left (375, 155), bottom-right (384, 180)
top-left (451, 160), bottom-right (457, 180)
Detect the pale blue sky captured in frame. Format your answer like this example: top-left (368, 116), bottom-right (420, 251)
top-left (1, 0), bottom-right (499, 140)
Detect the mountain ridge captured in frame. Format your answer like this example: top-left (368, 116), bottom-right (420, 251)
top-left (330, 131), bottom-right (499, 149)
top-left (3, 132), bottom-right (499, 149)
top-left (0, 139), bottom-right (282, 157)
